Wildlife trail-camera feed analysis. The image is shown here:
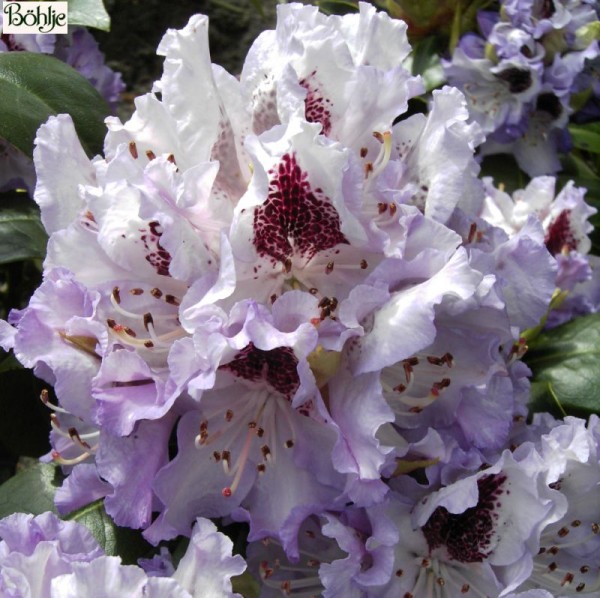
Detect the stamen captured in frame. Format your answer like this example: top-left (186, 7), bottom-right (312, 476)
top-left (128, 141), bottom-right (138, 159)
top-left (370, 131), bottom-right (392, 179)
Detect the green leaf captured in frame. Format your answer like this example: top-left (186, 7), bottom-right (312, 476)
top-left (0, 195), bottom-right (47, 264)
top-left (0, 463), bottom-right (62, 518)
top-left (410, 35), bottom-right (446, 92)
top-left (0, 52), bottom-right (109, 159)
top-left (317, 0), bottom-right (359, 15)
top-left (479, 153), bottom-right (530, 192)
top-left (568, 122), bottom-right (600, 154)
top-left (525, 313), bottom-right (600, 418)
top-left (68, 0), bottom-right (111, 31)
top-left (232, 571), bottom-right (260, 598)
top-left (66, 500), bottom-right (154, 565)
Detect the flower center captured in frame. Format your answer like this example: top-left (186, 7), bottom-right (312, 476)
top-left (253, 152), bottom-right (348, 269)
top-left (422, 474), bottom-right (507, 563)
top-left (544, 210), bottom-right (578, 255)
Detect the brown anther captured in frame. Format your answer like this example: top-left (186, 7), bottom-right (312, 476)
top-left (364, 162), bottom-right (374, 176)
top-left (128, 141), bottom-right (138, 159)
top-left (395, 569), bottom-right (404, 577)
top-left (467, 222), bottom-right (477, 244)
top-left (50, 413), bottom-right (60, 427)
top-left (143, 312), bottom-right (154, 331)
top-left (270, 294), bottom-right (277, 304)
top-left (548, 546), bottom-right (559, 555)
top-left (257, 464), bottom-right (266, 473)
top-left (409, 406), bottom-right (423, 413)
top-left (261, 445), bottom-right (271, 460)
top-left (40, 389), bottom-right (49, 404)
top-left (558, 526), bottom-right (569, 537)
top-left (213, 451), bottom-right (221, 462)
top-left (561, 572), bottom-right (574, 586)
top-left (592, 523), bottom-right (599, 534)
top-left (68, 427), bottom-right (91, 449)
top-left (112, 286), bottom-right (121, 304)
top-left (442, 352), bottom-right (454, 366)
top-left (427, 356), bottom-right (444, 366)
top-left (167, 154), bottom-right (176, 164)
top-left (373, 131), bottom-right (385, 142)
top-left (461, 585), bottom-right (470, 594)
top-left (571, 519), bottom-right (582, 527)
top-left (225, 409), bottom-right (234, 422)
top-left (329, 297), bottom-right (338, 311)
top-left (124, 327), bottom-right (137, 337)
top-left (393, 383), bottom-right (406, 393)
top-left (285, 439), bottom-right (294, 448)
top-left (130, 288), bottom-right (144, 295)
top-left (280, 580), bottom-right (291, 595)
top-left (107, 318), bottom-right (117, 329)
top-left (257, 427), bottom-right (265, 438)
top-left (438, 378), bottom-right (451, 389)
top-left (165, 295), bottom-right (180, 306)
top-left (580, 565), bottom-right (589, 573)
top-left (146, 150), bottom-right (156, 161)
top-left (318, 297), bottom-right (331, 309)
top-left (436, 578), bottom-right (445, 587)
top-left (150, 288), bottom-right (163, 298)
top-left (548, 562), bottom-right (558, 572)
top-left (377, 202), bottom-right (387, 214)
top-left (360, 259), bottom-right (368, 269)
top-left (199, 420), bottom-right (208, 433)
top-left (144, 341), bottom-right (154, 348)
top-left (248, 421), bottom-right (257, 429)
top-left (576, 583), bottom-right (586, 592)
top-left (389, 202), bottom-right (397, 216)
top-left (320, 308), bottom-right (331, 320)
top-left (360, 147), bottom-right (368, 158)
top-left (221, 450), bottom-right (231, 464)
top-left (403, 362), bottom-right (413, 381)
top-left (309, 287), bottom-right (318, 295)
top-left (326, 261), bottom-right (334, 274)
top-left (421, 558), bottom-right (430, 568)
top-left (405, 357), bottom-right (419, 366)
top-left (284, 257), bottom-right (292, 274)
top-left (307, 559), bottom-right (320, 567)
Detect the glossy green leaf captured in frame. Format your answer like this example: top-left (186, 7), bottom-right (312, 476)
top-left (0, 52), bottom-right (109, 159)
top-left (480, 153), bottom-right (530, 192)
top-left (525, 313), bottom-right (600, 418)
top-left (68, 0), bottom-right (111, 31)
top-left (66, 500), bottom-right (154, 564)
top-left (0, 195), bottom-right (47, 264)
top-left (317, 0), bottom-right (359, 15)
top-left (569, 122), bottom-right (600, 154)
top-left (0, 463), bottom-right (62, 518)
top-left (410, 35), bottom-right (446, 92)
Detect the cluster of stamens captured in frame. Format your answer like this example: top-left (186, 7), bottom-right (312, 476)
top-left (41, 389), bottom-right (99, 466)
top-left (258, 532), bottom-right (324, 598)
top-left (383, 352), bottom-right (454, 414)
top-left (107, 285), bottom-right (184, 351)
top-left (531, 516), bottom-right (600, 594)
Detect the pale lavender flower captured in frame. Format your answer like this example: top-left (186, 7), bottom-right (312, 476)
top-left (444, 0), bottom-right (600, 175)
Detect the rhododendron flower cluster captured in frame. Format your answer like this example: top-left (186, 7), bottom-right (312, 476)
top-left (444, 0), bottom-right (600, 176)
top-left (1, 3), bottom-right (599, 596)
